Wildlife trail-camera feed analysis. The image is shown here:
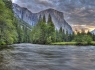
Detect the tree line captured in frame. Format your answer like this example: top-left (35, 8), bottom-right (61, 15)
top-left (31, 14), bottom-right (95, 44)
top-left (0, 0), bottom-right (32, 45)
top-left (0, 0), bottom-right (95, 45)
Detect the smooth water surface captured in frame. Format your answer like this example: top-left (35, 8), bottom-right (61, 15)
top-left (0, 44), bottom-right (95, 70)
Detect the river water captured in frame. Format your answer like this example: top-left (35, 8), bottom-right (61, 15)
top-left (0, 43), bottom-right (95, 70)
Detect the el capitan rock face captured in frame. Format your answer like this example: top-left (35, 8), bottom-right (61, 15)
top-left (12, 3), bottom-right (73, 34)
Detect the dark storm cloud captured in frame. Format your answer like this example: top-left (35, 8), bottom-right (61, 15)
top-left (13, 0), bottom-right (95, 30)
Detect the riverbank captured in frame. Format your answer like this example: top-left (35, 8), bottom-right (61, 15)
top-left (51, 41), bottom-right (95, 45)
top-left (1, 41), bottom-right (95, 47)
top-left (0, 45), bottom-right (13, 51)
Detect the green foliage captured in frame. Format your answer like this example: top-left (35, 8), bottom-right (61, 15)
top-left (55, 28), bottom-right (70, 42)
top-left (74, 35), bottom-right (92, 42)
top-left (55, 29), bottom-right (63, 42)
top-left (0, 0), bottom-right (34, 45)
top-left (92, 34), bottom-right (95, 41)
top-left (46, 36), bottom-right (52, 44)
top-left (13, 17), bottom-right (32, 43)
top-left (31, 25), bottom-right (41, 43)
top-left (2, 0), bottom-right (12, 9)
top-left (52, 42), bottom-right (77, 45)
top-left (31, 15), bottom-right (56, 44)
top-left (0, 0), bottom-right (18, 45)
top-left (0, 0), bottom-right (5, 14)
top-left (73, 31), bottom-right (93, 45)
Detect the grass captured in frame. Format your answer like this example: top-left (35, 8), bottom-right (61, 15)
top-left (91, 41), bottom-right (95, 45)
top-left (51, 41), bottom-right (95, 45)
top-left (51, 42), bottom-right (77, 45)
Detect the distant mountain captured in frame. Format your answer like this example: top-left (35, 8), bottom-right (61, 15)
top-left (12, 3), bottom-right (73, 34)
top-left (91, 29), bottom-right (95, 34)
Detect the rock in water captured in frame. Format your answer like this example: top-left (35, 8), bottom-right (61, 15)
top-left (12, 3), bottom-right (73, 34)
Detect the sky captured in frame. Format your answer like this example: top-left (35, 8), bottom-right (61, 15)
top-left (12, 0), bottom-right (95, 31)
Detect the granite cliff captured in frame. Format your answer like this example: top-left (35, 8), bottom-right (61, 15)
top-left (12, 3), bottom-right (73, 34)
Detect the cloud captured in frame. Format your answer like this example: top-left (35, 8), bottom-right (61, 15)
top-left (40, 0), bottom-right (47, 1)
top-left (72, 25), bottom-right (95, 31)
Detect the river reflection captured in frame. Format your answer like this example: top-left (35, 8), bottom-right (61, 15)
top-left (0, 44), bottom-right (95, 70)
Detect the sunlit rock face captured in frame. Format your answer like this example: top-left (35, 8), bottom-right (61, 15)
top-left (13, 3), bottom-right (73, 34)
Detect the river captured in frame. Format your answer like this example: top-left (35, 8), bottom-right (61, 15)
top-left (0, 43), bottom-right (95, 70)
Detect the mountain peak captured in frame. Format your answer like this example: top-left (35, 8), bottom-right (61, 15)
top-left (39, 8), bottom-right (63, 15)
top-left (12, 3), bottom-right (73, 34)
top-left (43, 8), bottom-right (62, 12)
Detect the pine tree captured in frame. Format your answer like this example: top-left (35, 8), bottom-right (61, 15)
top-left (0, 0), bottom-right (18, 45)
